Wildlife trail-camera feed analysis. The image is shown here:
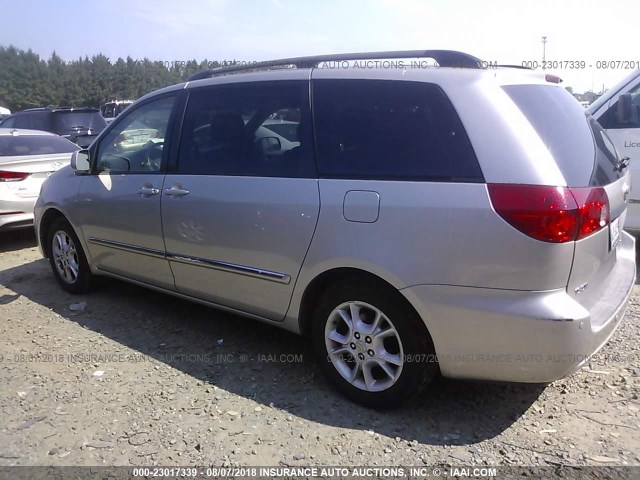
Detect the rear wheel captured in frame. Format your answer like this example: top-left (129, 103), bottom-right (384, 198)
top-left (47, 217), bottom-right (94, 294)
top-left (312, 279), bottom-right (437, 409)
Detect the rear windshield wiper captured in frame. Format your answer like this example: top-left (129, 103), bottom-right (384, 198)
top-left (615, 156), bottom-right (630, 172)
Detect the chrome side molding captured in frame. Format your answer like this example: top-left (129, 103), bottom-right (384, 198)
top-left (166, 252), bottom-right (291, 284)
top-left (87, 237), bottom-right (166, 259)
top-left (88, 237), bottom-right (291, 284)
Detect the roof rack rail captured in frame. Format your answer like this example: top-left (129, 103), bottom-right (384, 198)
top-left (188, 49), bottom-right (484, 81)
top-left (497, 64), bottom-right (532, 70)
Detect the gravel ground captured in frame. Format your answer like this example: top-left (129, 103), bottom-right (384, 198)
top-left (0, 228), bottom-right (639, 469)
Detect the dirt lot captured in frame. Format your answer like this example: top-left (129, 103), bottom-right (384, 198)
top-left (0, 228), bottom-right (639, 468)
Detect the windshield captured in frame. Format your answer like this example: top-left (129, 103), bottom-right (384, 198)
top-left (115, 103), bottom-right (132, 115)
top-left (102, 104), bottom-right (116, 117)
top-left (0, 134), bottom-right (78, 156)
top-left (588, 70), bottom-right (640, 114)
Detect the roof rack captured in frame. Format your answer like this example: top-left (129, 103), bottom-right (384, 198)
top-left (21, 106), bottom-right (99, 112)
top-left (497, 64), bottom-right (532, 70)
top-left (188, 49), bottom-right (484, 81)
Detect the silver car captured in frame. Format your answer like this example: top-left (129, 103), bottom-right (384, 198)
top-left (0, 128), bottom-right (77, 231)
top-left (34, 50), bottom-right (636, 408)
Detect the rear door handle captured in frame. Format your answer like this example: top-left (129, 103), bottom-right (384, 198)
top-left (137, 186), bottom-right (160, 196)
top-left (164, 186), bottom-right (190, 197)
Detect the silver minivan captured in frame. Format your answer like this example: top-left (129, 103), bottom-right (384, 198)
top-left (34, 50), bottom-right (636, 408)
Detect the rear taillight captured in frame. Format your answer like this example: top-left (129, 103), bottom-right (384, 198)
top-left (488, 184), bottom-right (609, 243)
top-left (571, 187), bottom-right (610, 239)
top-left (0, 171), bottom-right (30, 182)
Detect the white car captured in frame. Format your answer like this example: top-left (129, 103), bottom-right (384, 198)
top-left (587, 69), bottom-right (640, 231)
top-left (0, 128), bottom-right (78, 231)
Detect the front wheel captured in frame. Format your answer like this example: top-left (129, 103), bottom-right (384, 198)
top-left (47, 217), bottom-right (94, 294)
top-left (312, 279), bottom-right (438, 409)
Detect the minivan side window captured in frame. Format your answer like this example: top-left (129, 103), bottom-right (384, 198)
top-left (29, 113), bottom-right (49, 131)
top-left (1, 114), bottom-right (46, 130)
top-left (13, 115), bottom-right (32, 129)
top-left (175, 82), bottom-right (313, 177)
top-left (0, 116), bottom-right (16, 128)
top-left (94, 95), bottom-right (176, 173)
top-left (312, 80), bottom-right (483, 181)
top-left (598, 82), bottom-right (640, 130)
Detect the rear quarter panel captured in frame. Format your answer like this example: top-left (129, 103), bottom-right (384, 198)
top-left (286, 180), bottom-right (575, 325)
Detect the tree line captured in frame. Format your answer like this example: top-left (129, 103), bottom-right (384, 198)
top-left (0, 45), bottom-right (223, 112)
top-left (1, 45), bottom-right (599, 113)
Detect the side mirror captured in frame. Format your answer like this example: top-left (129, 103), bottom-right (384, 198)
top-left (257, 136), bottom-right (282, 154)
top-left (616, 93), bottom-right (633, 123)
top-left (71, 150), bottom-right (90, 173)
top-left (101, 155), bottom-right (131, 172)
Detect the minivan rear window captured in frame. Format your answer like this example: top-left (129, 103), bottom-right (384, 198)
top-left (503, 85), bottom-right (622, 186)
top-left (313, 80), bottom-right (483, 182)
top-left (53, 112), bottom-right (107, 131)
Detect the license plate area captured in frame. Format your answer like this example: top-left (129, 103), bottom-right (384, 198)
top-left (610, 217), bottom-right (620, 250)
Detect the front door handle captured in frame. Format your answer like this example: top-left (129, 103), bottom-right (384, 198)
top-left (138, 186), bottom-right (160, 196)
top-left (164, 185), bottom-right (190, 197)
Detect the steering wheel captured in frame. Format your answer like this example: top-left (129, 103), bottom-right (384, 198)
top-left (141, 141), bottom-right (164, 171)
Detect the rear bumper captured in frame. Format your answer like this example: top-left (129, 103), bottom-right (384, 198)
top-left (0, 213), bottom-right (34, 231)
top-left (401, 232), bottom-right (636, 383)
top-left (0, 196), bottom-right (36, 231)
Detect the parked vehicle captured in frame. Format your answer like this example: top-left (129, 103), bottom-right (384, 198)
top-left (0, 128), bottom-right (78, 231)
top-left (34, 50), bottom-right (636, 408)
top-left (101, 100), bottom-right (134, 124)
top-left (587, 69), bottom-right (640, 231)
top-left (0, 107), bottom-right (107, 148)
top-left (0, 106), bottom-right (10, 122)
top-left (110, 121), bottom-right (162, 153)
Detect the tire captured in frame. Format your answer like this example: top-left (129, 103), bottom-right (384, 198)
top-left (47, 217), bottom-right (94, 294)
top-left (312, 278), bottom-right (438, 409)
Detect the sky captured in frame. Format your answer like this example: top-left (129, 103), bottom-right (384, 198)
top-left (0, 0), bottom-right (637, 93)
